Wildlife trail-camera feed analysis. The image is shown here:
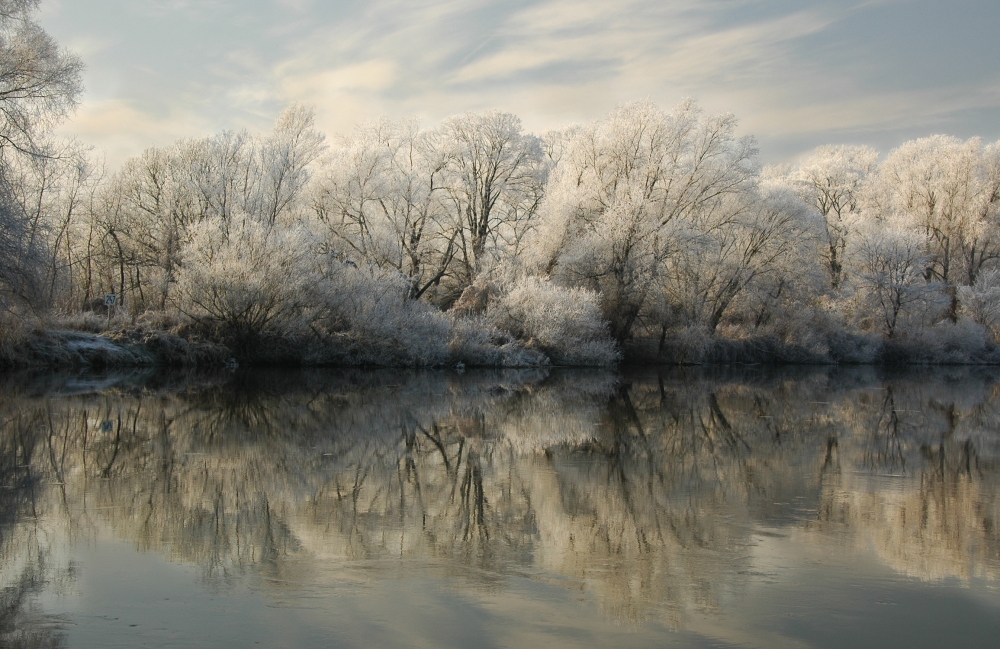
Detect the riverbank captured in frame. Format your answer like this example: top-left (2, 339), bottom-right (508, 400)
top-left (0, 322), bottom-right (552, 370)
top-left (626, 325), bottom-right (1000, 366)
top-left (0, 328), bottom-right (234, 370)
top-left (5, 322), bottom-right (1000, 371)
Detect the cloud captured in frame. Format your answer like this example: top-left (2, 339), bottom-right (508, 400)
top-left (55, 98), bottom-right (217, 164)
top-left (43, 0), bottom-right (1000, 167)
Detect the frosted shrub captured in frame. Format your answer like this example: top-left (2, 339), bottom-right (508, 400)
top-left (318, 263), bottom-right (452, 366)
top-left (920, 319), bottom-right (990, 362)
top-left (0, 310), bottom-right (31, 365)
top-left (959, 270), bottom-right (1000, 342)
top-left (49, 311), bottom-right (108, 333)
top-left (318, 264), bottom-right (552, 367)
top-left (174, 216), bottom-right (319, 341)
top-left (776, 304), bottom-right (882, 364)
top-left (489, 277), bottom-right (620, 366)
top-left (173, 215), bottom-right (553, 366)
top-left (882, 319), bottom-right (994, 364)
top-left (448, 315), bottom-right (548, 367)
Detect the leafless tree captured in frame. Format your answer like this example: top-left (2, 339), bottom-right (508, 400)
top-left (0, 0), bottom-right (83, 317)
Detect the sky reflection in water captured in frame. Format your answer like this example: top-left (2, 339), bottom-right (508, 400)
top-left (1, 366), bottom-right (999, 648)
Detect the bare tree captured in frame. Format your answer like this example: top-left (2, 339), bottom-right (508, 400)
top-left (871, 136), bottom-right (1000, 321)
top-left (313, 118), bottom-right (457, 300)
top-left (795, 145), bottom-right (878, 289)
top-left (0, 0), bottom-right (83, 317)
top-left (849, 220), bottom-right (928, 338)
top-left (660, 184), bottom-right (812, 334)
top-left (533, 100), bottom-right (757, 342)
top-left (439, 111), bottom-right (546, 290)
top-left (256, 105), bottom-right (325, 225)
top-left (0, 0), bottom-right (83, 160)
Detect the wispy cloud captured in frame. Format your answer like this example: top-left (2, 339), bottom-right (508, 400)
top-left (41, 0), bottom-right (1000, 166)
top-left (61, 98), bottom-right (217, 164)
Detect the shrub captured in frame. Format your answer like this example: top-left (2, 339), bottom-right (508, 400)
top-left (448, 315), bottom-right (548, 367)
top-left (488, 277), bottom-right (620, 366)
top-left (173, 215), bottom-right (319, 346)
top-left (313, 263), bottom-right (452, 366)
top-left (48, 311), bottom-right (107, 333)
top-left (0, 311), bottom-right (31, 367)
top-left (959, 270), bottom-right (1000, 343)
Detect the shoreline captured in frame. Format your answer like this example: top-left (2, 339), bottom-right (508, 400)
top-left (5, 327), bottom-right (1000, 371)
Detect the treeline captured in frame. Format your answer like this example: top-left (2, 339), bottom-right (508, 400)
top-left (3, 4), bottom-right (1000, 366)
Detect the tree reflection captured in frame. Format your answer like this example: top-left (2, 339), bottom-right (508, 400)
top-left (0, 366), bottom-right (999, 632)
top-left (0, 407), bottom-right (69, 649)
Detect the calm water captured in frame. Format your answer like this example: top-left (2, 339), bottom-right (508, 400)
top-left (1, 366), bottom-right (999, 648)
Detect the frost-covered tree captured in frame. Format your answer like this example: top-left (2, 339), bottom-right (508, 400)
top-left (872, 136), bottom-right (1000, 320)
top-left (0, 188), bottom-right (32, 314)
top-left (794, 145), bottom-right (878, 289)
top-left (0, 138), bottom-right (96, 310)
top-left (103, 145), bottom-right (189, 310)
top-left (658, 183), bottom-right (815, 334)
top-left (30, 143), bottom-right (97, 308)
top-left (0, 0), bottom-right (83, 316)
top-left (0, 0), bottom-right (82, 161)
top-left (255, 105), bottom-right (325, 225)
top-left (180, 130), bottom-right (258, 226)
top-left (312, 118), bottom-right (456, 299)
top-left (849, 219), bottom-right (928, 338)
top-left (11, 83), bottom-right (1000, 366)
top-left (531, 100), bottom-right (758, 342)
top-left (439, 111), bottom-right (546, 290)
top-left (91, 107), bottom-right (324, 314)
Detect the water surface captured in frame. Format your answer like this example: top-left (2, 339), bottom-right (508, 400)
top-left (2, 366), bottom-right (999, 648)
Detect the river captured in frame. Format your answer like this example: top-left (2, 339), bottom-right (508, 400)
top-left (1, 366), bottom-right (998, 648)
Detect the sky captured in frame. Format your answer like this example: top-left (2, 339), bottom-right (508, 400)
top-left (36, 0), bottom-right (1000, 168)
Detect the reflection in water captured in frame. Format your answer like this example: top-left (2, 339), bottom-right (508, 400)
top-left (1, 366), bottom-right (999, 644)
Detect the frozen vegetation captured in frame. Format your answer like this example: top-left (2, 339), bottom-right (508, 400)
top-left (3, 2), bottom-right (1000, 366)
